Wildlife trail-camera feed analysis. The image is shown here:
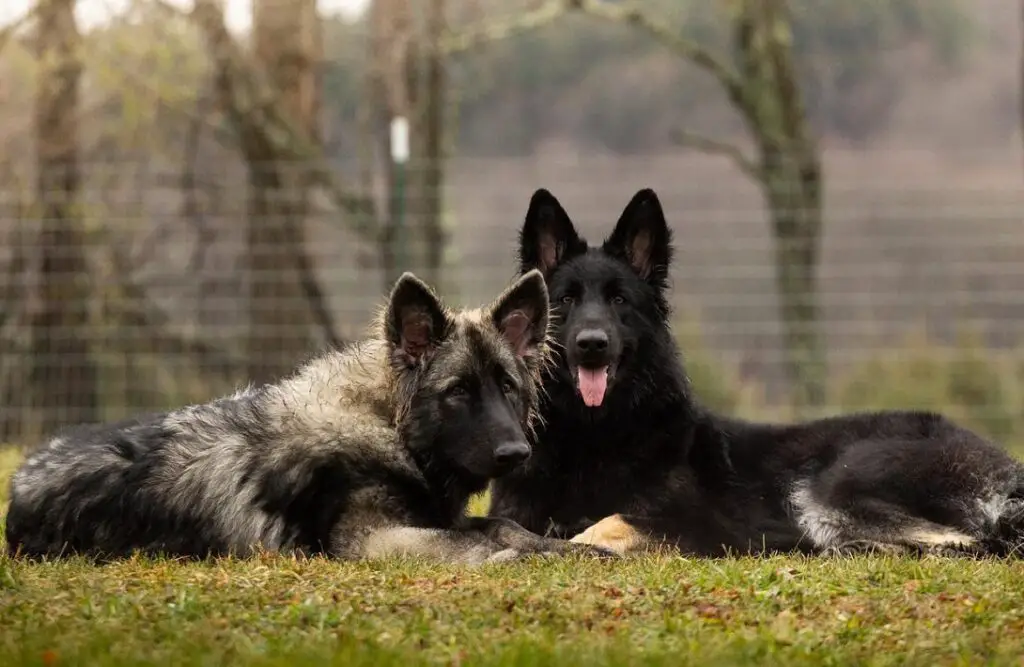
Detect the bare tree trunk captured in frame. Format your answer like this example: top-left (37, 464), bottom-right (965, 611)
top-left (246, 0), bottom-right (322, 384)
top-left (752, 0), bottom-right (826, 410)
top-left (0, 201), bottom-right (34, 441)
top-left (765, 166), bottom-right (825, 409)
top-left (368, 0), bottom-right (395, 288)
top-left (370, 0), bottom-right (447, 291)
top-left (370, 0), bottom-right (412, 289)
top-left (17, 0), bottom-right (98, 439)
top-left (412, 0), bottom-right (448, 289)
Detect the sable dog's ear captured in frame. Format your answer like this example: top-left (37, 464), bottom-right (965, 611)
top-left (385, 273), bottom-right (453, 368)
top-left (603, 188), bottom-right (673, 286)
top-left (519, 188), bottom-right (586, 277)
top-left (489, 269), bottom-right (550, 359)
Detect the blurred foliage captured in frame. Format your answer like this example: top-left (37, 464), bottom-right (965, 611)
top-left (673, 310), bottom-right (775, 419)
top-left (432, 0), bottom-right (977, 154)
top-left (320, 17), bottom-right (368, 158)
top-left (674, 311), bottom-right (743, 414)
top-left (0, 0), bottom-right (982, 157)
top-left (675, 319), bottom-right (1024, 447)
top-left (835, 328), bottom-right (1023, 446)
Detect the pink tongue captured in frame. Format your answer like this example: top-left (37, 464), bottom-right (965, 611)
top-left (577, 367), bottom-right (609, 407)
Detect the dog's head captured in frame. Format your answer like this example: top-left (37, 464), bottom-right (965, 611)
top-left (518, 188), bottom-right (672, 410)
top-left (384, 270), bottom-right (550, 485)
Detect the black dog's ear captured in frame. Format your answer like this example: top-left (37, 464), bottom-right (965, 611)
top-left (602, 188), bottom-right (672, 284)
top-left (385, 272), bottom-right (453, 368)
top-left (519, 188), bottom-right (586, 277)
top-left (489, 269), bottom-right (550, 359)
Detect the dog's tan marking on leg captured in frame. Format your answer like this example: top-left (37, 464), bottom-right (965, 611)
top-left (569, 514), bottom-right (641, 555)
top-left (905, 527), bottom-right (976, 548)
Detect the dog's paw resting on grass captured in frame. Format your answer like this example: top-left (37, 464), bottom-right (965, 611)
top-left (569, 514), bottom-right (645, 556)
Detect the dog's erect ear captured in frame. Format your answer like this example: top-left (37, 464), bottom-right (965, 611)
top-left (602, 188), bottom-right (672, 284)
top-left (490, 269), bottom-right (550, 359)
top-left (385, 272), bottom-right (453, 368)
top-left (519, 188), bottom-right (586, 277)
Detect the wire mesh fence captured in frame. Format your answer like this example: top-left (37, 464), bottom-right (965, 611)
top-left (3, 149), bottom-right (1024, 447)
top-left (1, 0), bottom-right (1022, 448)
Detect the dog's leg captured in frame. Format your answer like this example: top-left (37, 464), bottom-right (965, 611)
top-left (462, 516), bottom-right (620, 559)
top-left (358, 525), bottom-right (522, 564)
top-left (356, 521), bottom-right (618, 565)
top-left (569, 513), bottom-right (654, 556)
top-left (822, 536), bottom-right (984, 559)
top-left (819, 539), bottom-right (918, 557)
top-left (794, 493), bottom-right (983, 558)
top-left (793, 480), bottom-right (987, 559)
top-left (904, 525), bottom-right (984, 558)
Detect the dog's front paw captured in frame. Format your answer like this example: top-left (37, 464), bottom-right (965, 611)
top-left (569, 514), bottom-right (642, 556)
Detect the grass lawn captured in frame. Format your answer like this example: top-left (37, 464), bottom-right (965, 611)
top-left (2, 447), bottom-right (1024, 666)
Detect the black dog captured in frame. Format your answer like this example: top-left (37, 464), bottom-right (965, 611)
top-left (488, 187), bottom-right (1024, 557)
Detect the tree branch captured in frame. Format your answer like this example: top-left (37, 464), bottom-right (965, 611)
top-left (109, 240), bottom-right (244, 373)
top-left (670, 128), bottom-right (762, 182)
top-left (150, 0), bottom-right (379, 243)
top-left (130, 87), bottom-right (215, 277)
top-left (292, 241), bottom-right (346, 350)
top-left (567, 0), bottom-right (751, 118)
top-left (440, 1), bottom-right (568, 55)
top-left (154, 0), bottom-right (347, 354)
top-left (178, 89), bottom-right (216, 275)
top-left (0, 8), bottom-right (33, 56)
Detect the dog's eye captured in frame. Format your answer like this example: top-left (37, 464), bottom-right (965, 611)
top-left (447, 384), bottom-right (468, 398)
top-left (501, 379), bottom-right (517, 395)
top-left (560, 295), bottom-right (574, 305)
top-left (611, 295), bottom-right (625, 305)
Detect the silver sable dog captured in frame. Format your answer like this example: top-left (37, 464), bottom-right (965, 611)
top-left (6, 270), bottom-right (612, 564)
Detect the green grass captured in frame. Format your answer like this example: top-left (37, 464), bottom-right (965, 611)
top-left (3, 448), bottom-right (1024, 666)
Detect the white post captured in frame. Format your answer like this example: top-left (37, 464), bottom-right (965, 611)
top-left (390, 116), bottom-right (410, 165)
top-left (390, 115), bottom-right (410, 271)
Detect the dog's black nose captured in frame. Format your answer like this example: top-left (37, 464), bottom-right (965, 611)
top-left (575, 329), bottom-right (609, 354)
top-left (493, 442), bottom-right (531, 468)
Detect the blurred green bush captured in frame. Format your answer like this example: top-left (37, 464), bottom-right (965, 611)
top-left (833, 328), bottom-right (1022, 446)
top-left (675, 315), bottom-right (1024, 449)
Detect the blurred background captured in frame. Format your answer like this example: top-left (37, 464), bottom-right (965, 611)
top-left (0, 0), bottom-right (1021, 448)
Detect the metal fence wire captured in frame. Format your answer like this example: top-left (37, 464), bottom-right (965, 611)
top-left (1, 0), bottom-right (1022, 447)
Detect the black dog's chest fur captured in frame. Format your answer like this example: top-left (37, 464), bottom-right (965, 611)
top-left (494, 396), bottom-right (798, 551)
top-left (532, 416), bottom-right (685, 522)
